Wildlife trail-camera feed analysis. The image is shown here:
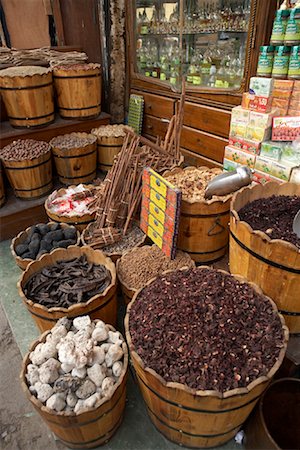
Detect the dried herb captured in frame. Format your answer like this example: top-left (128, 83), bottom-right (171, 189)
top-left (129, 268), bottom-right (284, 393)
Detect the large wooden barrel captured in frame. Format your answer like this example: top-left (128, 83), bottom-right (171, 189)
top-left (2, 150), bottom-right (53, 199)
top-left (20, 326), bottom-right (128, 449)
top-left (0, 66), bottom-right (54, 128)
top-left (164, 167), bottom-right (231, 263)
top-left (53, 64), bottom-right (101, 119)
top-left (18, 246), bottom-right (117, 332)
top-left (50, 133), bottom-right (97, 185)
top-left (0, 161), bottom-right (5, 207)
top-left (245, 378), bottom-right (300, 450)
top-left (230, 182), bottom-right (300, 335)
top-left (95, 135), bottom-right (123, 172)
top-left (125, 270), bottom-right (288, 449)
top-left (44, 185), bottom-right (97, 232)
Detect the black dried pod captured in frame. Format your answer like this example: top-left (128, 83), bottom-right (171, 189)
top-left (28, 240), bottom-right (40, 257)
top-left (56, 239), bottom-right (74, 248)
top-left (36, 250), bottom-right (49, 259)
top-left (44, 230), bottom-right (63, 243)
top-left (22, 251), bottom-right (35, 260)
top-left (27, 226), bottom-right (38, 240)
top-left (63, 227), bottom-right (77, 240)
top-left (31, 232), bottom-right (41, 242)
top-left (15, 244), bottom-right (28, 256)
top-left (36, 224), bottom-right (50, 235)
top-left (49, 223), bottom-right (60, 231)
top-left (52, 240), bottom-right (61, 248)
top-left (40, 240), bottom-right (52, 252)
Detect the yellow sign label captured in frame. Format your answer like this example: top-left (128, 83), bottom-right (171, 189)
top-left (149, 201), bottom-right (165, 224)
top-left (149, 214), bottom-right (164, 236)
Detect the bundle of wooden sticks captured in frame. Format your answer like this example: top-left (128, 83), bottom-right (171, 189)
top-left (85, 83), bottom-right (186, 248)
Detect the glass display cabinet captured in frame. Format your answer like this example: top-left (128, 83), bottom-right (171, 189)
top-left (126, 0), bottom-right (277, 166)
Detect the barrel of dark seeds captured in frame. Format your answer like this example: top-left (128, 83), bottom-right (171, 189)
top-left (50, 133), bottom-right (97, 185)
top-left (230, 182), bottom-right (300, 335)
top-left (18, 246), bottom-right (117, 332)
top-left (0, 66), bottom-right (54, 128)
top-left (0, 140), bottom-right (52, 199)
top-left (125, 267), bottom-right (288, 448)
top-left (53, 64), bottom-right (101, 119)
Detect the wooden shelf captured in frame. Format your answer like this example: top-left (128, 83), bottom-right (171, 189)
top-left (0, 112), bottom-right (111, 148)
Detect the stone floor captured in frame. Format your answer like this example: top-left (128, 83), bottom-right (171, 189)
top-left (0, 239), bottom-right (242, 450)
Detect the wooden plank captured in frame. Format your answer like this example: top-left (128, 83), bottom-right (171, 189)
top-left (183, 102), bottom-right (231, 138)
top-left (181, 126), bottom-right (227, 164)
top-left (2, 0), bottom-right (50, 49)
top-left (132, 90), bottom-right (175, 119)
top-left (0, 113), bottom-right (111, 148)
top-left (52, 0), bottom-right (65, 46)
top-left (181, 148), bottom-right (223, 169)
top-left (142, 114), bottom-right (169, 138)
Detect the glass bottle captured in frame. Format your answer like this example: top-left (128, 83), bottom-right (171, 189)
top-left (140, 8), bottom-right (149, 35)
top-left (200, 53), bottom-right (211, 86)
top-left (170, 66), bottom-right (179, 86)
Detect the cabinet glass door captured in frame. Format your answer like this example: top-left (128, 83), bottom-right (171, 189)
top-left (134, 0), bottom-right (251, 91)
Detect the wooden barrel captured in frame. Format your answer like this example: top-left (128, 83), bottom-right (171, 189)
top-left (164, 168), bottom-right (231, 263)
top-left (20, 326), bottom-right (128, 449)
top-left (2, 150), bottom-right (53, 199)
top-left (50, 133), bottom-right (97, 185)
top-left (0, 66), bottom-right (54, 128)
top-left (245, 378), bottom-right (300, 450)
top-left (10, 222), bottom-right (81, 271)
top-left (18, 245), bottom-right (117, 332)
top-left (0, 161), bottom-right (5, 207)
top-left (230, 182), bottom-right (300, 335)
top-left (125, 270), bottom-right (288, 449)
top-left (45, 185), bottom-right (97, 232)
top-left (95, 135), bottom-right (124, 172)
top-left (53, 64), bottom-right (101, 119)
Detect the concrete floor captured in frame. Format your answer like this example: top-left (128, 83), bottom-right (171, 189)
top-left (0, 239), bottom-right (243, 450)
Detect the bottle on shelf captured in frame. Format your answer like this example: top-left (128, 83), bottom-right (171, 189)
top-left (140, 8), bottom-right (149, 35)
top-left (169, 66), bottom-right (179, 86)
top-left (200, 52), bottom-right (212, 86)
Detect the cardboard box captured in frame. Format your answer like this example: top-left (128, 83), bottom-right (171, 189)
top-left (223, 158), bottom-right (241, 172)
top-left (292, 80), bottom-right (300, 91)
top-left (231, 106), bottom-right (250, 124)
top-left (255, 155), bottom-right (294, 181)
top-left (288, 99), bottom-right (300, 109)
top-left (260, 141), bottom-right (283, 161)
top-left (255, 155), bottom-right (273, 174)
top-left (249, 110), bottom-right (276, 128)
top-left (242, 93), bottom-right (272, 113)
top-left (272, 116), bottom-right (300, 141)
top-left (288, 108), bottom-right (300, 116)
top-left (246, 126), bottom-right (271, 142)
top-left (249, 77), bottom-right (274, 97)
top-left (272, 89), bottom-right (292, 99)
top-left (291, 90), bottom-right (300, 100)
top-left (229, 122), bottom-right (247, 139)
top-left (281, 144), bottom-right (300, 165)
top-left (228, 136), bottom-right (244, 149)
top-left (224, 145), bottom-right (256, 168)
top-left (290, 166), bottom-right (300, 184)
top-left (273, 79), bottom-right (294, 91)
top-left (228, 136), bottom-right (261, 154)
top-left (253, 169), bottom-right (283, 185)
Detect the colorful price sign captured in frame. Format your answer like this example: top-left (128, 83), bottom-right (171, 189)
top-left (140, 168), bottom-right (181, 259)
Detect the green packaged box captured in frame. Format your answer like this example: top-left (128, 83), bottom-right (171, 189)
top-left (260, 141), bottom-right (283, 161)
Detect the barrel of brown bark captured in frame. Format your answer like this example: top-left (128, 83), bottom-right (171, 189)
top-left (164, 167), bottom-right (231, 263)
top-left (0, 66), bottom-right (54, 128)
top-left (50, 133), bottom-right (97, 185)
top-left (20, 326), bottom-right (128, 449)
top-left (245, 378), bottom-right (300, 449)
top-left (0, 161), bottom-right (5, 207)
top-left (53, 64), bottom-right (101, 119)
top-left (18, 246), bottom-right (117, 332)
top-left (230, 182), bottom-right (300, 335)
top-left (2, 150), bottom-right (53, 199)
top-left (125, 272), bottom-right (288, 449)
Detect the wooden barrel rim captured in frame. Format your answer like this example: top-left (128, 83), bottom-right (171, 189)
top-left (18, 245), bottom-right (116, 314)
top-left (125, 266), bottom-right (289, 400)
top-left (0, 81), bottom-right (53, 91)
top-left (231, 182), bottom-right (300, 255)
top-left (53, 73), bottom-right (101, 79)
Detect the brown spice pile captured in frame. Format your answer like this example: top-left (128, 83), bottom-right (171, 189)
top-left (238, 195), bottom-right (300, 249)
top-left (129, 268), bottom-right (285, 393)
top-left (119, 245), bottom-right (195, 290)
top-left (165, 167), bottom-right (222, 202)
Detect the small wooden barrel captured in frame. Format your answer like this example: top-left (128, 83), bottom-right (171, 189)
top-left (245, 378), bottom-right (300, 450)
top-left (50, 133), bottom-right (97, 185)
top-left (164, 167), bottom-right (231, 263)
top-left (45, 185), bottom-right (97, 232)
top-left (0, 161), bottom-right (5, 208)
top-left (11, 222), bottom-right (81, 271)
top-left (125, 269), bottom-right (288, 449)
top-left (53, 64), bottom-right (101, 119)
top-left (18, 245), bottom-right (117, 332)
top-left (96, 135), bottom-right (124, 172)
top-left (2, 150), bottom-right (52, 199)
top-left (230, 182), bottom-right (300, 335)
top-left (0, 66), bottom-right (54, 128)
top-left (20, 326), bottom-right (128, 449)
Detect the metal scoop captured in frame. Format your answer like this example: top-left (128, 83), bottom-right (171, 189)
top-left (205, 166), bottom-right (253, 199)
top-left (293, 209), bottom-right (300, 238)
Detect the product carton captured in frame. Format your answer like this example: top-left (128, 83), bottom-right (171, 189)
top-left (242, 93), bottom-right (272, 113)
top-left (255, 155), bottom-right (294, 181)
top-left (229, 123), bottom-right (247, 139)
top-left (223, 158), bottom-right (241, 172)
top-left (260, 141), bottom-right (283, 161)
top-left (288, 108), bottom-right (300, 116)
top-left (253, 169), bottom-right (283, 185)
top-left (273, 79), bottom-right (294, 91)
top-left (231, 106), bottom-right (250, 124)
top-left (272, 116), bottom-right (300, 141)
top-left (228, 136), bottom-right (244, 149)
top-left (290, 166), bottom-right (300, 184)
top-left (224, 145), bottom-right (256, 168)
top-left (228, 136), bottom-right (261, 154)
top-left (249, 77), bottom-right (274, 97)
top-left (245, 126), bottom-right (271, 142)
top-left (281, 143), bottom-right (300, 165)
top-left (249, 110), bottom-right (276, 128)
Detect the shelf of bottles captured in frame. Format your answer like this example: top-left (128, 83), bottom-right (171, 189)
top-left (135, 0), bottom-right (251, 89)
